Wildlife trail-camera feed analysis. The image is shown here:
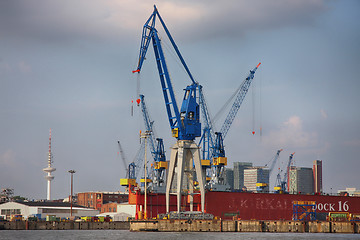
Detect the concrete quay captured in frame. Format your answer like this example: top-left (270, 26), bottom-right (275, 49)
top-left (0, 221), bottom-right (129, 230)
top-left (130, 219), bottom-right (360, 233)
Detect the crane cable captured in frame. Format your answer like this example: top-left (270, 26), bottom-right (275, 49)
top-left (212, 78), bottom-right (243, 125)
top-left (161, 32), bottom-right (196, 83)
top-left (252, 75), bottom-right (256, 135)
top-left (259, 65), bottom-right (263, 138)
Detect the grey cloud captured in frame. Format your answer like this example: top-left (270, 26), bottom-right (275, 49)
top-left (165, 0), bottom-right (327, 41)
top-left (0, 0), bottom-right (327, 45)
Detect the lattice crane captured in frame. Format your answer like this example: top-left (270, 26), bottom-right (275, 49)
top-left (274, 152), bottom-right (295, 193)
top-left (139, 94), bottom-right (167, 191)
top-left (119, 141), bottom-right (136, 187)
top-left (256, 149), bottom-right (283, 192)
top-left (132, 5), bottom-right (206, 212)
top-left (209, 63), bottom-right (261, 187)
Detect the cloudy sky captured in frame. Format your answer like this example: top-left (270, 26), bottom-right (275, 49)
top-left (1, 0), bottom-right (359, 200)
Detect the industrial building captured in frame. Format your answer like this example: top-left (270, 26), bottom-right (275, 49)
top-left (99, 202), bottom-right (136, 221)
top-left (233, 162), bottom-right (253, 190)
top-left (313, 160), bottom-right (323, 193)
top-left (77, 191), bottom-right (128, 211)
top-left (244, 167), bottom-right (270, 192)
top-left (224, 168), bottom-right (234, 190)
top-left (288, 167), bottom-right (314, 194)
top-left (0, 201), bottom-right (99, 220)
top-left (337, 188), bottom-right (360, 196)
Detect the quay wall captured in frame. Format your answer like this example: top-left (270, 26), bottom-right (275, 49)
top-left (0, 221), bottom-right (129, 230)
top-left (1, 220), bottom-right (358, 233)
top-left (130, 220), bottom-right (359, 233)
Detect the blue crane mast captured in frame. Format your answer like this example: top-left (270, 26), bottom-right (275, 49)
top-left (139, 94), bottom-right (167, 191)
top-left (197, 86), bottom-right (216, 180)
top-left (198, 86), bottom-right (216, 161)
top-left (133, 5), bottom-right (201, 141)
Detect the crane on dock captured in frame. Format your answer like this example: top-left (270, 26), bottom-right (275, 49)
top-left (274, 152), bottom-right (295, 193)
top-left (139, 94), bottom-right (167, 192)
top-left (132, 5), bottom-right (205, 213)
top-left (256, 149), bottom-right (283, 192)
top-left (118, 141), bottom-right (136, 187)
top-left (204, 63), bottom-right (261, 190)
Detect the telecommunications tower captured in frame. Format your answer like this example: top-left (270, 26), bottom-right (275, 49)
top-left (43, 129), bottom-right (56, 200)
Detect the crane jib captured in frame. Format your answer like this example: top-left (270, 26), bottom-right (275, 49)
top-left (133, 6), bottom-right (201, 140)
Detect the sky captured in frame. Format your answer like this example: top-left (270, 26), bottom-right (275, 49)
top-left (1, 0), bottom-right (359, 200)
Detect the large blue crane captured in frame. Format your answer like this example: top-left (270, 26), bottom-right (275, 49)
top-left (133, 5), bottom-right (206, 213)
top-left (133, 5), bottom-right (201, 141)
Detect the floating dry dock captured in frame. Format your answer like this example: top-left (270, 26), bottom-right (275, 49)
top-left (130, 219), bottom-right (360, 234)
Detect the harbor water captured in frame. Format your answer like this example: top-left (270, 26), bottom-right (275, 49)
top-left (0, 230), bottom-right (359, 240)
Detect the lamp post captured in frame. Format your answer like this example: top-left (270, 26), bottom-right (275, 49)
top-left (140, 130), bottom-right (150, 219)
top-left (68, 170), bottom-right (76, 218)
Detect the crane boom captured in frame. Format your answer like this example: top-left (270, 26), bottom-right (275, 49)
top-left (133, 5), bottom-right (201, 141)
top-left (283, 152), bottom-right (295, 184)
top-left (256, 149), bottom-right (283, 192)
top-left (118, 141), bottom-right (136, 187)
top-left (139, 94), bottom-right (157, 159)
top-left (208, 63), bottom-right (260, 188)
top-left (266, 149), bottom-right (283, 175)
top-left (219, 63), bottom-right (261, 138)
top-left (117, 141), bottom-right (129, 177)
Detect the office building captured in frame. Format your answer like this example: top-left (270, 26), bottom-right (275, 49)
top-left (313, 160), bottom-right (323, 193)
top-left (288, 167), bottom-right (314, 194)
top-left (233, 162), bottom-right (252, 190)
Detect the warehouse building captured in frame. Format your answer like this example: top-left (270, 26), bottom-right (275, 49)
top-left (98, 202), bottom-right (136, 221)
top-left (0, 201), bottom-right (99, 220)
top-left (77, 191), bottom-right (128, 211)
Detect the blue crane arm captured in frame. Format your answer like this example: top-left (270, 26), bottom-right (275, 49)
top-left (134, 5), bottom-right (196, 85)
top-left (267, 149), bottom-right (283, 174)
top-left (139, 94), bottom-right (157, 160)
top-left (219, 63), bottom-right (261, 138)
top-left (133, 8), bottom-right (156, 73)
top-left (117, 141), bottom-right (129, 177)
top-left (282, 152), bottom-right (295, 186)
top-left (133, 5), bottom-right (201, 140)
